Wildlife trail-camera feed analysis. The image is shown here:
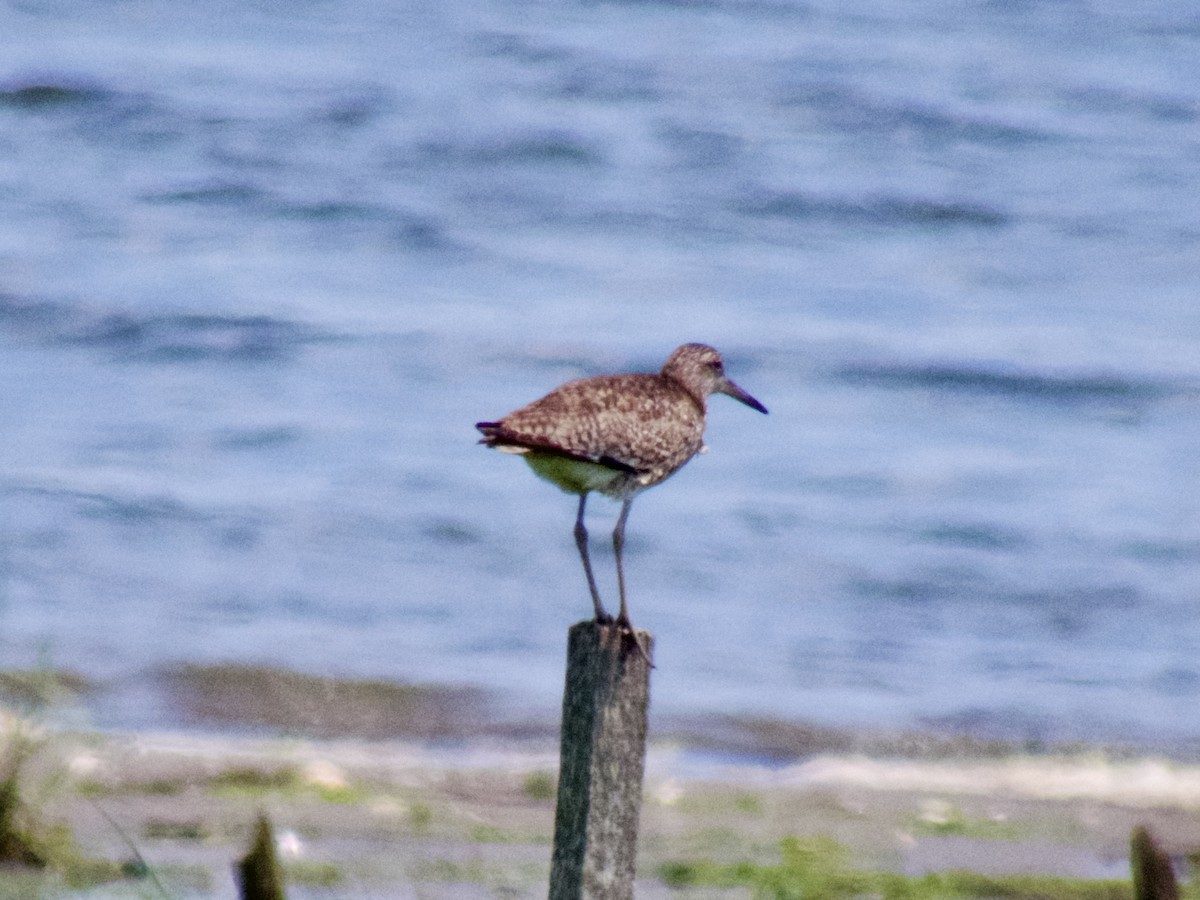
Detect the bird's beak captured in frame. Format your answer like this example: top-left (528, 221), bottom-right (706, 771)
top-left (719, 378), bottom-right (768, 414)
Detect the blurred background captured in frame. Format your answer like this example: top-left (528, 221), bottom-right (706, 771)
top-left (0, 0), bottom-right (1198, 750)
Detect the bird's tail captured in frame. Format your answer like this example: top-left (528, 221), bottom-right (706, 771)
top-left (475, 421), bottom-right (504, 446)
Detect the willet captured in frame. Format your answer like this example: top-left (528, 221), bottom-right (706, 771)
top-left (477, 343), bottom-right (767, 661)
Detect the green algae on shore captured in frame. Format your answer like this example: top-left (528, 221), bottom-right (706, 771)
top-left (5, 678), bottom-right (1200, 898)
top-left (659, 835), bottom-right (1144, 899)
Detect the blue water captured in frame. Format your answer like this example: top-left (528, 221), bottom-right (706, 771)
top-left (1, 0), bottom-right (1199, 748)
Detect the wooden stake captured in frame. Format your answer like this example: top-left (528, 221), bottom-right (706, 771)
top-left (236, 813), bottom-right (286, 900)
top-left (549, 621), bottom-right (653, 900)
top-left (1131, 825), bottom-right (1178, 900)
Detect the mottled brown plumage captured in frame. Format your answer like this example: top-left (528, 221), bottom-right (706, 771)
top-left (477, 343), bottom-right (767, 660)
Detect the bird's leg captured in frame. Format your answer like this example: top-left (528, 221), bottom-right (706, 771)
top-left (612, 496), bottom-right (634, 624)
top-left (612, 496), bottom-right (653, 667)
top-left (574, 493), bottom-right (611, 623)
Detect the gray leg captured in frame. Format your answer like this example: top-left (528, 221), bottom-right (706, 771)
top-left (612, 496), bottom-right (653, 667)
top-left (574, 493), bottom-right (610, 622)
top-left (612, 496), bottom-right (635, 624)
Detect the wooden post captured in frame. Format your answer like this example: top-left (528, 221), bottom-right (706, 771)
top-left (1131, 825), bottom-right (1178, 900)
top-left (549, 621), bottom-right (653, 900)
top-left (236, 813), bottom-right (287, 900)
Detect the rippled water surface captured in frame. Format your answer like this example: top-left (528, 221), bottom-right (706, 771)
top-left (1, 0), bottom-right (1199, 747)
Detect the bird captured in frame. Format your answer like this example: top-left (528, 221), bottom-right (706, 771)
top-left (476, 343), bottom-right (767, 663)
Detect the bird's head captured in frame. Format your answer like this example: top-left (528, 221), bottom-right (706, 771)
top-left (661, 343), bottom-right (768, 414)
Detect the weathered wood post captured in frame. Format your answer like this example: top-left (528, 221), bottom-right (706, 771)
top-left (549, 620), bottom-right (654, 900)
top-left (236, 813), bottom-right (286, 900)
top-left (1131, 825), bottom-right (1178, 900)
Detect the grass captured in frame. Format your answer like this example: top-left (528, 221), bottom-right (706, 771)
top-left (470, 822), bottom-right (552, 845)
top-left (143, 819), bottom-right (212, 841)
top-left (0, 691), bottom-right (163, 893)
top-left (0, 713), bottom-right (122, 885)
top-left (284, 860), bottom-right (343, 887)
top-left (674, 787), bottom-right (773, 818)
top-left (208, 764), bottom-right (367, 804)
top-left (0, 669), bottom-right (91, 714)
top-left (659, 835), bottom-right (1157, 900)
top-left (733, 791), bottom-right (765, 815)
top-left (211, 766), bottom-right (305, 794)
top-left (523, 770), bottom-right (556, 802)
top-left (0, 761), bottom-right (47, 866)
top-left (913, 801), bottom-right (1025, 840)
top-left (409, 801), bottom-right (434, 832)
top-left (79, 777), bottom-right (189, 797)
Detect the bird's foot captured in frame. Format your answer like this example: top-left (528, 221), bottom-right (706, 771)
top-left (615, 613), bottom-right (654, 669)
top-left (593, 610), bottom-right (614, 626)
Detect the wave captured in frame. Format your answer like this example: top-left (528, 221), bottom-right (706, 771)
top-left (0, 293), bottom-right (332, 363)
top-left (0, 81), bottom-right (108, 109)
top-left (414, 130), bottom-right (605, 167)
top-left (141, 183), bottom-right (462, 251)
top-left (8, 482), bottom-right (204, 526)
top-left (0, 74), bottom-right (158, 134)
top-left (61, 312), bottom-right (325, 362)
top-left (837, 361), bottom-right (1173, 404)
top-left (776, 82), bottom-right (1053, 147)
top-left (738, 190), bottom-right (1009, 228)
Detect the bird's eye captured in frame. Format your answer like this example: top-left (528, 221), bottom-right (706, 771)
top-left (707, 360), bottom-right (723, 372)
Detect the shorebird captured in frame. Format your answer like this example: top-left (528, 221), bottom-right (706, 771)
top-left (476, 343), bottom-right (767, 660)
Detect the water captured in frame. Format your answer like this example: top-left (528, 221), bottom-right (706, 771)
top-left (1, 0), bottom-right (1198, 749)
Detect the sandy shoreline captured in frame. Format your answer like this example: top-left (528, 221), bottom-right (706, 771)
top-left (3, 666), bottom-right (1199, 896)
top-left (3, 719), bottom-right (1199, 897)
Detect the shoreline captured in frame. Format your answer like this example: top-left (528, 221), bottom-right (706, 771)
top-left (13, 662), bottom-right (1200, 765)
top-left (74, 724), bottom-right (1200, 809)
top-left (3, 719), bottom-right (1199, 896)
top-left (4, 665), bottom-right (1200, 895)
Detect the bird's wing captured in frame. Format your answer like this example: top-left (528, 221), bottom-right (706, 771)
top-left (476, 419), bottom-right (639, 473)
top-left (478, 374), bottom-right (702, 477)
